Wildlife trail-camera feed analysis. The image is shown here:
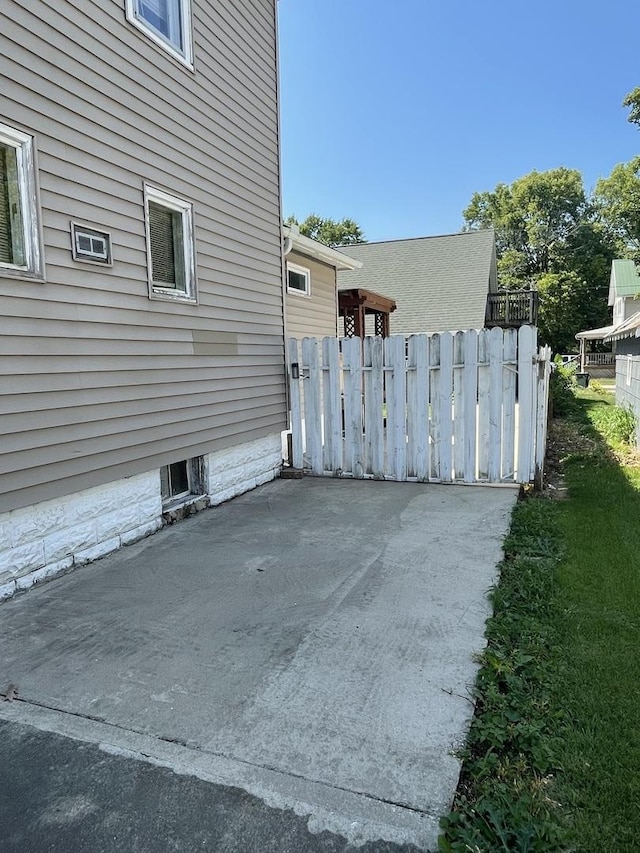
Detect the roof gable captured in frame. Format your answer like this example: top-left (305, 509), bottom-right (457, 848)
top-left (336, 230), bottom-right (497, 335)
top-left (609, 259), bottom-right (640, 305)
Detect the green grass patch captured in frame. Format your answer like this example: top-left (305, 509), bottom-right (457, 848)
top-left (439, 496), bottom-right (567, 851)
top-left (439, 390), bottom-right (640, 851)
top-left (550, 398), bottom-right (640, 850)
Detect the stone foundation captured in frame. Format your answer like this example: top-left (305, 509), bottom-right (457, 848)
top-left (0, 434), bottom-right (282, 602)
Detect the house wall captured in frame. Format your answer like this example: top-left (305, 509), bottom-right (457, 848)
top-left (284, 251), bottom-right (338, 340)
top-left (1, 0), bottom-right (287, 517)
top-left (623, 297), bottom-right (640, 322)
top-left (615, 355), bottom-right (640, 450)
top-left (616, 338), bottom-right (640, 357)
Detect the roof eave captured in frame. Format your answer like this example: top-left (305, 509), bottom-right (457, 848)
top-left (284, 227), bottom-right (363, 271)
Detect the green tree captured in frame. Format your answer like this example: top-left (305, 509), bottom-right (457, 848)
top-left (537, 270), bottom-right (610, 354)
top-left (594, 157), bottom-right (640, 262)
top-left (286, 214), bottom-right (366, 247)
top-left (463, 168), bottom-right (616, 352)
top-left (623, 87), bottom-right (640, 127)
top-left (464, 168), bottom-right (589, 284)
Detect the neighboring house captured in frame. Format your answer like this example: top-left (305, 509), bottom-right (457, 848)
top-left (604, 260), bottom-right (640, 357)
top-left (0, 1), bottom-right (287, 598)
top-left (601, 261), bottom-right (640, 448)
top-left (576, 260), bottom-right (640, 370)
top-left (336, 230), bottom-right (501, 335)
top-left (283, 224), bottom-right (362, 340)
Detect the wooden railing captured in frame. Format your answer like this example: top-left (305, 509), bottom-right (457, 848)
top-left (485, 290), bottom-right (538, 328)
top-left (585, 352), bottom-right (615, 366)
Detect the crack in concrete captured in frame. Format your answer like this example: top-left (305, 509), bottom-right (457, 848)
top-left (9, 694), bottom-right (438, 819)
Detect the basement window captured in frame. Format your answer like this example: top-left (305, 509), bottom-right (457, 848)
top-left (160, 456), bottom-right (204, 505)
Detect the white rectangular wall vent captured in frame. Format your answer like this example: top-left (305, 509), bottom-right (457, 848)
top-left (70, 222), bottom-right (113, 266)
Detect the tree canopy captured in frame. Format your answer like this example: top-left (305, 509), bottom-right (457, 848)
top-left (285, 214), bottom-right (366, 248)
top-left (463, 168), bottom-right (589, 285)
top-left (623, 87), bottom-right (640, 127)
top-left (463, 168), bottom-right (616, 352)
top-left (594, 156), bottom-right (640, 263)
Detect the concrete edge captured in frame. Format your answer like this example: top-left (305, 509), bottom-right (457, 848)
top-left (0, 701), bottom-right (440, 851)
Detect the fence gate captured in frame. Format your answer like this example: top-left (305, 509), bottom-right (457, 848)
top-left (287, 327), bottom-right (551, 485)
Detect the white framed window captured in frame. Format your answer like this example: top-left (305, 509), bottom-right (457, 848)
top-left (125, 0), bottom-right (193, 67)
top-left (0, 123), bottom-right (43, 280)
top-left (144, 185), bottom-right (197, 303)
top-left (287, 262), bottom-right (310, 296)
top-left (160, 456), bottom-right (204, 505)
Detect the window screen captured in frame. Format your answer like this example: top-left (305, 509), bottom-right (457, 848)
top-left (148, 200), bottom-right (184, 289)
top-left (0, 143), bottom-right (25, 267)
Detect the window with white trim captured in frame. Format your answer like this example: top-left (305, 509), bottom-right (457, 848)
top-left (144, 185), bottom-right (196, 302)
top-left (125, 0), bottom-right (193, 66)
top-left (287, 262), bottom-right (310, 296)
top-left (0, 123), bottom-right (43, 279)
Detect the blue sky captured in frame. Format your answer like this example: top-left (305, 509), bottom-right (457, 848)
top-left (277, 0), bottom-right (639, 243)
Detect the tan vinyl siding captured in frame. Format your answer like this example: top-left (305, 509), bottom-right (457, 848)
top-left (0, 0), bottom-right (286, 514)
top-left (285, 252), bottom-right (338, 341)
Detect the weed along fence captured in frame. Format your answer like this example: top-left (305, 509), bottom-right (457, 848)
top-left (615, 355), bottom-right (640, 450)
top-left (286, 327), bottom-right (551, 485)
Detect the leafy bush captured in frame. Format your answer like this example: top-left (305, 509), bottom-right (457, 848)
top-left (588, 379), bottom-right (609, 396)
top-left (590, 402), bottom-right (636, 446)
top-left (549, 358), bottom-right (577, 417)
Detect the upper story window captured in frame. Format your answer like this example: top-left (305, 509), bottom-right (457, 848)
top-left (126, 0), bottom-right (193, 67)
top-left (614, 297), bottom-right (624, 325)
top-left (144, 185), bottom-right (197, 303)
top-left (0, 123), bottom-right (43, 280)
top-left (287, 262), bottom-right (310, 296)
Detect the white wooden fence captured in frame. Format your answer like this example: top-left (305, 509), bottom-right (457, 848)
top-left (287, 327), bottom-right (551, 485)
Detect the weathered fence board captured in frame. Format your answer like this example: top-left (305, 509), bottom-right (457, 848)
top-left (287, 326), bottom-right (550, 485)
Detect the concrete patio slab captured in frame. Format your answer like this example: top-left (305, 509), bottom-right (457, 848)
top-left (0, 478), bottom-right (518, 851)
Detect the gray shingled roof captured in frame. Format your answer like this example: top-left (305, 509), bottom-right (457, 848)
top-left (337, 230), bottom-right (498, 335)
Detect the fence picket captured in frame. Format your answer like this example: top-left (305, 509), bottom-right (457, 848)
top-left (516, 325), bottom-right (535, 482)
top-left (323, 336), bottom-right (343, 474)
top-left (430, 334), bottom-right (441, 479)
top-left (342, 336), bottom-right (364, 477)
top-left (477, 329), bottom-right (490, 479)
top-left (302, 337), bottom-right (323, 475)
top-left (288, 337), bottom-right (304, 469)
top-left (385, 335), bottom-right (408, 480)
top-left (501, 329), bottom-right (517, 480)
top-left (488, 326), bottom-right (504, 482)
top-left (453, 331), bottom-right (466, 480)
top-left (438, 332), bottom-right (454, 482)
top-left (364, 336), bottom-right (385, 478)
top-left (463, 329), bottom-right (478, 483)
top-left (407, 334), bottom-right (430, 481)
top-left (535, 345), bottom-right (552, 485)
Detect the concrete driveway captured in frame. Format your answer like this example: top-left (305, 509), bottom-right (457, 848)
top-left (0, 478), bottom-right (517, 851)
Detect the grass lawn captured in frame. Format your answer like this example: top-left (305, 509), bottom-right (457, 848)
top-left (439, 386), bottom-right (640, 852)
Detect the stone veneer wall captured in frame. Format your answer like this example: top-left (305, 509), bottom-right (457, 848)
top-left (206, 434), bottom-right (282, 505)
top-left (0, 434), bottom-right (282, 602)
